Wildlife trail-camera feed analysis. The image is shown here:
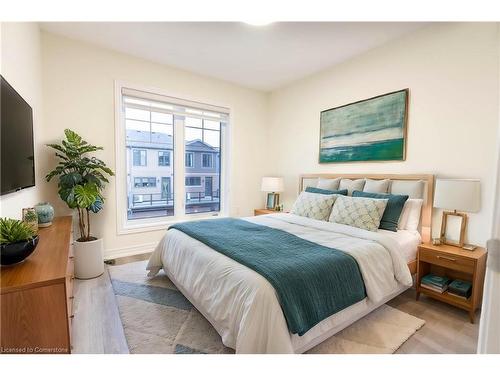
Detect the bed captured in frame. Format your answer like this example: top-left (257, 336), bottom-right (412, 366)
top-left (147, 173), bottom-right (434, 353)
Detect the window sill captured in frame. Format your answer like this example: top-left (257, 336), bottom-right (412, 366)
top-left (117, 212), bottom-right (228, 235)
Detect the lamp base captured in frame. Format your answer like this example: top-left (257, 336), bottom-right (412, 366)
top-left (440, 210), bottom-right (467, 248)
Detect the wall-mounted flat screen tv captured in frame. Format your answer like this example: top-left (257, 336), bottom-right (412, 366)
top-left (1, 75), bottom-right (35, 195)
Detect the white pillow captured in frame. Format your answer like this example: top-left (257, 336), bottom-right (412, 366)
top-left (398, 198), bottom-right (424, 231)
top-left (363, 179), bottom-right (390, 193)
top-left (339, 178), bottom-right (366, 196)
top-left (291, 191), bottom-right (337, 221)
top-left (316, 177), bottom-right (341, 191)
top-left (390, 180), bottom-right (425, 199)
top-left (329, 195), bottom-right (388, 232)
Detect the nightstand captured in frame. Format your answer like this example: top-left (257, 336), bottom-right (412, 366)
top-left (254, 209), bottom-right (279, 216)
top-left (416, 242), bottom-right (487, 323)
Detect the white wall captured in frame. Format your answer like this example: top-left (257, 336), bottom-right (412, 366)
top-left (40, 31), bottom-right (270, 257)
top-left (0, 23), bottom-right (43, 219)
top-left (3, 23), bottom-right (499, 254)
top-left (492, 24), bottom-right (500, 239)
top-left (268, 23), bottom-right (499, 246)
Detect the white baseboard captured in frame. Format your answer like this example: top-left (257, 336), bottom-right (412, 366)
top-left (104, 242), bottom-right (157, 260)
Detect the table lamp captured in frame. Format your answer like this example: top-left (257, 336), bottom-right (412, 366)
top-left (261, 177), bottom-right (284, 210)
top-left (434, 179), bottom-right (481, 248)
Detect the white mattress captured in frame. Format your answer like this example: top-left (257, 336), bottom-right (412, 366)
top-left (379, 229), bottom-right (421, 263)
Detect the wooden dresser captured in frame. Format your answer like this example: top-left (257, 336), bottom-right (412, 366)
top-left (1, 216), bottom-right (74, 354)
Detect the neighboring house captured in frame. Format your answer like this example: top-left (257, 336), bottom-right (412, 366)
top-left (126, 130), bottom-right (220, 218)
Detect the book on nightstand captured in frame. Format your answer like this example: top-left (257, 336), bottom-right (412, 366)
top-left (447, 279), bottom-right (472, 299)
top-left (421, 274), bottom-right (451, 293)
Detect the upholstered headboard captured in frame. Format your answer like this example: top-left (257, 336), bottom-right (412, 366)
top-left (299, 173), bottom-right (435, 242)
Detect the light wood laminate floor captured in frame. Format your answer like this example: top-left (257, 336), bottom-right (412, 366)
top-left (71, 254), bottom-right (479, 354)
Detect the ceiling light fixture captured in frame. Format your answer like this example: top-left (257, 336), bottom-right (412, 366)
top-left (243, 21), bottom-right (273, 26)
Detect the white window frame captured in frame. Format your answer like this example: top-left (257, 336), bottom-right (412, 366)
top-left (185, 152), bottom-right (194, 168)
top-left (185, 176), bottom-right (202, 187)
top-left (201, 153), bottom-right (213, 168)
top-left (114, 81), bottom-right (231, 235)
top-left (158, 150), bottom-right (170, 167)
top-left (134, 177), bottom-right (156, 188)
top-left (133, 149), bottom-right (147, 166)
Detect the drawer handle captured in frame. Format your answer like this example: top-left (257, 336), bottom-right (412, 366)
top-left (70, 314), bottom-right (75, 319)
top-left (69, 256), bottom-right (74, 259)
top-left (71, 276), bottom-right (75, 280)
top-left (69, 296), bottom-right (75, 300)
top-left (437, 255), bottom-right (457, 262)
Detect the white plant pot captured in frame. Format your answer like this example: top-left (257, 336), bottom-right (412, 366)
top-left (74, 237), bottom-right (104, 279)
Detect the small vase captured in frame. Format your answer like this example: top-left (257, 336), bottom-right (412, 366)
top-left (34, 202), bottom-right (55, 227)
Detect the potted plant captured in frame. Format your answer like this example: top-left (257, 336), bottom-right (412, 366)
top-left (0, 218), bottom-right (39, 265)
top-left (46, 129), bottom-right (114, 279)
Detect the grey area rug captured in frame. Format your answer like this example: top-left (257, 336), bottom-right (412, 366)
top-left (109, 260), bottom-right (425, 354)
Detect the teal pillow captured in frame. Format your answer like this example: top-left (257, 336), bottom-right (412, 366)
top-left (305, 187), bottom-right (348, 196)
top-left (352, 190), bottom-right (409, 232)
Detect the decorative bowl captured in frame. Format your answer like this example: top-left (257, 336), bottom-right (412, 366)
top-left (1, 235), bottom-right (39, 266)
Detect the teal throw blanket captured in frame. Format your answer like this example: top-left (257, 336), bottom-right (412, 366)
top-left (169, 218), bottom-right (366, 336)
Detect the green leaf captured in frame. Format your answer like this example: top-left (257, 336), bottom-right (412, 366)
top-left (64, 129), bottom-right (82, 144)
top-left (46, 144), bottom-right (67, 154)
top-left (88, 196), bottom-right (103, 213)
top-left (78, 145), bottom-right (103, 154)
top-left (46, 169), bottom-right (60, 182)
top-left (60, 172), bottom-right (83, 187)
top-left (58, 186), bottom-right (78, 209)
top-left (74, 183), bottom-right (99, 208)
top-left (0, 218), bottom-right (36, 244)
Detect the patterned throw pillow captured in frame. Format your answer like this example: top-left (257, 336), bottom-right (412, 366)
top-left (329, 195), bottom-right (388, 232)
top-left (291, 192), bottom-right (337, 221)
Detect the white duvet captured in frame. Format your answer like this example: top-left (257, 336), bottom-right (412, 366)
top-left (147, 213), bottom-right (413, 353)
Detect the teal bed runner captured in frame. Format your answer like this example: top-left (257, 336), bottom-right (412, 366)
top-left (169, 218), bottom-right (366, 336)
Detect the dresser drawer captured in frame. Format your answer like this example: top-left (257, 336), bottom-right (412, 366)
top-left (419, 247), bottom-right (475, 273)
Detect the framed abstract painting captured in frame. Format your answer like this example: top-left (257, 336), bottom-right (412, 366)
top-left (319, 89), bottom-right (408, 163)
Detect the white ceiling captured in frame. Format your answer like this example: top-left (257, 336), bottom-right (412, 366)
top-left (40, 22), bottom-right (428, 91)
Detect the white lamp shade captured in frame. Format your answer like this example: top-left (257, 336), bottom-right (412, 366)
top-left (261, 177), bottom-right (284, 192)
top-left (434, 179), bottom-right (481, 213)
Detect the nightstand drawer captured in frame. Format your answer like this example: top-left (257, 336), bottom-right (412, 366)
top-left (419, 248), bottom-right (475, 273)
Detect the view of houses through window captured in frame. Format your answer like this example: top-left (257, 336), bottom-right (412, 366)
top-left (124, 89), bottom-right (226, 221)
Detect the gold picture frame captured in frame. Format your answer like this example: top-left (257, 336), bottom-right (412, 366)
top-left (319, 89), bottom-right (408, 163)
top-left (440, 211), bottom-right (467, 247)
top-left (266, 193), bottom-right (280, 210)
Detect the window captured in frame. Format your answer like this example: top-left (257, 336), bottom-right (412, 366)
top-left (184, 117), bottom-right (221, 215)
top-left (185, 177), bottom-right (201, 186)
top-left (134, 177), bottom-right (156, 188)
top-left (202, 153), bottom-right (213, 168)
top-left (118, 84), bottom-right (228, 229)
top-left (133, 149), bottom-right (147, 166)
top-left (185, 152), bottom-right (193, 167)
top-left (158, 151), bottom-right (170, 166)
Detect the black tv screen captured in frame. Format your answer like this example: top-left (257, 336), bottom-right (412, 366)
top-left (1, 75), bottom-right (35, 195)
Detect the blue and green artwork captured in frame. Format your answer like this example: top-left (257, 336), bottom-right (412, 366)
top-left (319, 89), bottom-right (408, 163)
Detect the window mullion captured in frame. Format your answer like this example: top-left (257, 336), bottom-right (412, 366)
top-left (173, 115), bottom-right (186, 220)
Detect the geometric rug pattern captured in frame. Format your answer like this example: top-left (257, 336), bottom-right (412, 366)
top-left (109, 260), bottom-right (424, 354)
